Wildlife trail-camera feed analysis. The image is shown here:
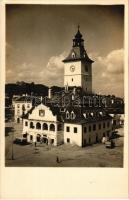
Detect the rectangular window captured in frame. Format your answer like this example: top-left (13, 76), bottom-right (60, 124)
top-left (93, 124), bottom-right (96, 131)
top-left (99, 124), bottom-right (101, 129)
top-left (74, 127), bottom-right (77, 133)
top-left (66, 126), bottom-right (70, 132)
top-left (89, 126), bottom-right (91, 132)
top-left (84, 127), bottom-right (87, 133)
top-left (25, 121), bottom-right (28, 126)
top-left (67, 138), bottom-right (70, 143)
top-left (30, 135), bottom-right (33, 140)
top-left (17, 104), bottom-right (20, 108)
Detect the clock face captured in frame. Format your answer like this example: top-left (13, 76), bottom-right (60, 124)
top-left (70, 65), bottom-right (75, 72)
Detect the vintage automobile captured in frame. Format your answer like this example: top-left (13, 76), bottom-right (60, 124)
top-left (13, 137), bottom-right (28, 145)
top-left (105, 139), bottom-right (115, 148)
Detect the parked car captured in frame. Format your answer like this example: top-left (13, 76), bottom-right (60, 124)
top-left (13, 137), bottom-right (28, 145)
top-left (105, 139), bottom-right (115, 148)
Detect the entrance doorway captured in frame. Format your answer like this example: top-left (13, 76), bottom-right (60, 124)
top-left (17, 118), bottom-right (20, 123)
top-left (83, 139), bottom-right (86, 147)
top-left (89, 138), bottom-right (91, 145)
top-left (96, 135), bottom-right (98, 143)
top-left (41, 137), bottom-right (48, 144)
top-left (37, 134), bottom-right (41, 142)
top-left (51, 139), bottom-right (54, 144)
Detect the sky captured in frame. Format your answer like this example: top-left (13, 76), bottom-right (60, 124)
top-left (6, 4), bottom-right (124, 97)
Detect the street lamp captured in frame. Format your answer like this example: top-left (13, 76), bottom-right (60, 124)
top-left (11, 123), bottom-right (14, 160)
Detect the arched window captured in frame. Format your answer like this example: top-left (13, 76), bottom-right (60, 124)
top-left (36, 122), bottom-right (41, 130)
top-left (50, 124), bottom-right (55, 131)
top-left (43, 123), bottom-right (48, 130)
top-left (30, 122), bottom-right (34, 129)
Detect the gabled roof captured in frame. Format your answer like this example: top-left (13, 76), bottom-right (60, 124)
top-left (13, 96), bottom-right (32, 102)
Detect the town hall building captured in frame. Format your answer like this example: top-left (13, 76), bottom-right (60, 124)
top-left (21, 27), bottom-right (113, 147)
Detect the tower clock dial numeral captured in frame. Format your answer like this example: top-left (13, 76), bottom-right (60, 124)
top-left (70, 65), bottom-right (75, 72)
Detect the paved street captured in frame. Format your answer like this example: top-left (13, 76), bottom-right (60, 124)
top-left (5, 122), bottom-right (123, 167)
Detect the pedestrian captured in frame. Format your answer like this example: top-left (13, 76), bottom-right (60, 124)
top-left (56, 156), bottom-right (60, 163)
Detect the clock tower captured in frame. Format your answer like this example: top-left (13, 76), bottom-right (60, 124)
top-left (63, 26), bottom-right (94, 93)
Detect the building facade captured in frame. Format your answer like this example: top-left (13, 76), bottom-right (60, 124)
top-left (22, 104), bottom-right (64, 146)
top-left (64, 108), bottom-right (112, 147)
top-left (14, 96), bottom-right (33, 123)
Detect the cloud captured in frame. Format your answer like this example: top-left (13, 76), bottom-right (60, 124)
top-left (6, 42), bottom-right (124, 97)
top-left (6, 51), bottom-right (66, 86)
top-left (38, 52), bottom-right (66, 86)
top-left (92, 48), bottom-right (124, 97)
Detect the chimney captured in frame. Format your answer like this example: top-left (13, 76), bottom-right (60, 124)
top-left (40, 96), bottom-right (43, 103)
top-left (48, 88), bottom-right (52, 99)
top-left (73, 87), bottom-right (76, 95)
top-left (72, 94), bottom-right (75, 101)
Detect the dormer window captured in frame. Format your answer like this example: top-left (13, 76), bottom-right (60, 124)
top-left (66, 111), bottom-right (70, 119)
top-left (99, 112), bottom-right (103, 116)
top-left (91, 112), bottom-right (94, 117)
top-left (83, 113), bottom-right (86, 118)
top-left (71, 111), bottom-right (75, 119)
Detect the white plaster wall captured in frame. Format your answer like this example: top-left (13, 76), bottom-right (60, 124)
top-left (28, 104), bottom-right (57, 122)
top-left (64, 61), bottom-right (82, 87)
top-left (64, 123), bottom-right (82, 147)
top-left (22, 118), bottom-right (64, 146)
top-left (64, 74), bottom-right (82, 87)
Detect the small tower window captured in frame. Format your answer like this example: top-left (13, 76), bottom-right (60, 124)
top-left (72, 78), bottom-right (73, 82)
top-left (72, 52), bottom-right (75, 58)
top-left (85, 66), bottom-right (88, 72)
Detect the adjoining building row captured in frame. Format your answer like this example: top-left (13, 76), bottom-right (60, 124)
top-left (22, 103), bottom-right (113, 147)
